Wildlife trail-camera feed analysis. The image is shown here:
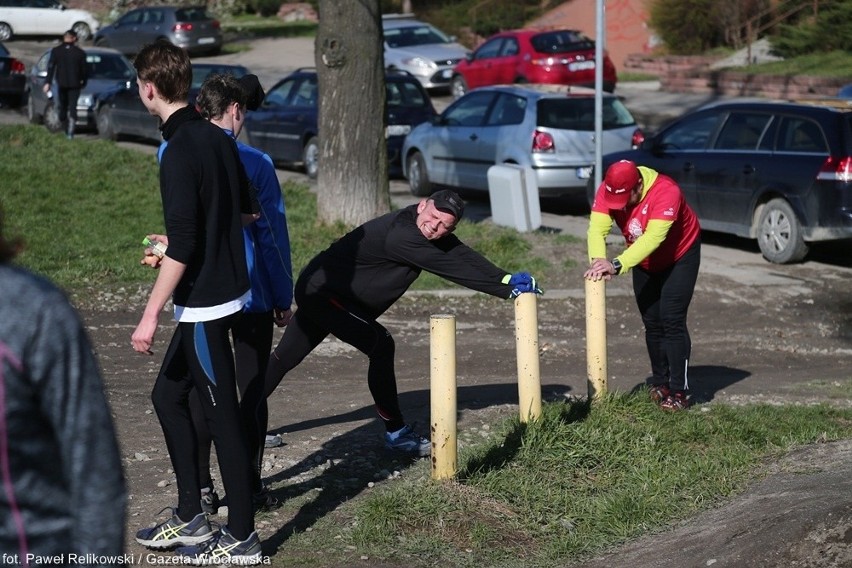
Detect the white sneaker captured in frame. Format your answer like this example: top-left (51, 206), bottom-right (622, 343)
top-left (264, 434), bottom-right (283, 448)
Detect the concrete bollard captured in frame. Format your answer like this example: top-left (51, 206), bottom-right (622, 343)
top-left (430, 314), bottom-right (457, 480)
top-left (585, 278), bottom-right (607, 400)
top-left (515, 293), bottom-right (542, 422)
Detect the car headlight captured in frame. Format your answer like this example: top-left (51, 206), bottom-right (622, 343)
top-left (78, 94), bottom-right (94, 108)
top-left (401, 56), bottom-right (436, 70)
top-left (386, 124), bottom-right (411, 137)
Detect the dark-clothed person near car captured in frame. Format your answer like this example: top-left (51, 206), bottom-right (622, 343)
top-left (43, 29), bottom-right (87, 138)
top-left (263, 190), bottom-right (542, 457)
top-left (585, 160), bottom-right (701, 411)
top-left (0, 205), bottom-right (127, 565)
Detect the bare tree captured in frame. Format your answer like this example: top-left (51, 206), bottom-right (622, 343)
top-left (315, 0), bottom-right (390, 226)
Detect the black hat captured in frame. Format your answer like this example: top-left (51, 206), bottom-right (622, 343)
top-left (64, 29), bottom-right (78, 38)
top-left (238, 74), bottom-right (265, 111)
top-left (430, 189), bottom-right (464, 221)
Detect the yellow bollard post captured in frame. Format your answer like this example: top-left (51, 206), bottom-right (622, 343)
top-left (430, 314), bottom-right (457, 480)
top-left (515, 293), bottom-right (542, 422)
top-left (585, 278), bottom-right (607, 400)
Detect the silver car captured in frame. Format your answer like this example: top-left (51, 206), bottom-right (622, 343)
top-left (382, 15), bottom-right (469, 91)
top-left (26, 46), bottom-right (135, 133)
top-left (401, 84), bottom-right (644, 197)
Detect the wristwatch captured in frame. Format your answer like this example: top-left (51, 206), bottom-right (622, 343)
top-left (611, 258), bottom-right (622, 275)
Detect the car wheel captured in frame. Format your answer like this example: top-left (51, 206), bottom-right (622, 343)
top-left (756, 198), bottom-right (808, 264)
top-left (0, 23), bottom-right (11, 42)
top-left (26, 93), bottom-right (42, 124)
top-left (407, 151), bottom-right (431, 197)
top-left (43, 101), bottom-right (62, 133)
top-left (450, 75), bottom-right (467, 99)
top-left (303, 136), bottom-right (319, 179)
top-left (72, 22), bottom-right (92, 41)
top-left (96, 106), bottom-right (117, 141)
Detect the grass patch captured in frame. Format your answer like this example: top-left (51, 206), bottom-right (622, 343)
top-left (276, 393), bottom-right (852, 567)
top-left (1, 124), bottom-right (575, 295)
top-left (220, 16), bottom-right (317, 40)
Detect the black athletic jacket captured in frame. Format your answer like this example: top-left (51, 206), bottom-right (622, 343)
top-left (45, 42), bottom-right (87, 89)
top-left (299, 204), bottom-right (514, 318)
top-left (159, 106), bottom-right (258, 309)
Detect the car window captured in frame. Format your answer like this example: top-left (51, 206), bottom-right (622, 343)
top-left (87, 54), bottom-right (134, 80)
top-left (142, 9), bottom-right (164, 25)
top-left (536, 97), bottom-right (634, 131)
top-left (659, 112), bottom-right (722, 150)
top-left (191, 65), bottom-right (247, 89)
top-left (714, 112), bottom-right (771, 150)
top-left (502, 38), bottom-right (520, 57)
top-left (292, 77), bottom-right (317, 107)
top-left (486, 93), bottom-right (526, 126)
top-left (443, 91), bottom-right (496, 126)
top-left (530, 30), bottom-right (594, 54)
top-left (0, 44), bottom-right (9, 57)
top-left (474, 38), bottom-right (504, 60)
top-left (383, 24), bottom-right (449, 47)
top-left (776, 117), bottom-right (828, 153)
top-left (118, 10), bottom-right (143, 26)
top-left (387, 80), bottom-right (428, 108)
top-left (264, 78), bottom-right (298, 108)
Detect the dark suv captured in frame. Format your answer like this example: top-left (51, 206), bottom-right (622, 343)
top-left (242, 68), bottom-right (437, 179)
top-left (592, 100), bottom-right (852, 263)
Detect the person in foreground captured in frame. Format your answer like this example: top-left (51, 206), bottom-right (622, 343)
top-left (129, 41), bottom-right (263, 564)
top-left (584, 160), bottom-right (701, 411)
top-left (263, 189), bottom-right (542, 457)
top-left (0, 204), bottom-right (127, 563)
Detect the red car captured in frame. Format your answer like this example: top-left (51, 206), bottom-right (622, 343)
top-left (450, 29), bottom-right (617, 98)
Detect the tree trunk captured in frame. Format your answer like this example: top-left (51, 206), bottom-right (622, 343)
top-left (315, 0), bottom-right (390, 226)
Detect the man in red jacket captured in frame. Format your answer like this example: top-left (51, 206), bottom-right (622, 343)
top-left (585, 160), bottom-right (701, 411)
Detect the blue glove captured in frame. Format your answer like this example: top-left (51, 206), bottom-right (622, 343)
top-left (505, 272), bottom-right (543, 298)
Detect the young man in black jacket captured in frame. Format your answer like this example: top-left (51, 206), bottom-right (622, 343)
top-left (43, 29), bottom-right (87, 139)
top-left (129, 41), bottom-right (262, 565)
top-left (263, 189), bottom-right (541, 457)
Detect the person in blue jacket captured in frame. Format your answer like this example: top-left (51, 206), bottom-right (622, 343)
top-left (145, 73), bottom-right (294, 513)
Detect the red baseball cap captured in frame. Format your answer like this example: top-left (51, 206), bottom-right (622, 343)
top-left (598, 160), bottom-right (640, 209)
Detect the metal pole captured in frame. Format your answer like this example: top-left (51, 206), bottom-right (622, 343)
top-left (515, 293), bottom-right (542, 422)
top-left (585, 278), bottom-right (607, 400)
top-left (593, 0), bottom-right (605, 189)
top-left (430, 314), bottom-right (457, 480)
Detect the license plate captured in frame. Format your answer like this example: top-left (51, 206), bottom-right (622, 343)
top-left (386, 124), bottom-right (411, 137)
top-left (568, 60), bottom-right (595, 72)
top-left (576, 166), bottom-right (592, 179)
top-left (198, 37), bottom-right (216, 45)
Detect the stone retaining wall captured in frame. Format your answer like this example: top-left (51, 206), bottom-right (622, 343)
top-left (624, 53), bottom-right (847, 99)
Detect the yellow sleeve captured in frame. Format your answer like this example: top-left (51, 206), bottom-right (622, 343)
top-left (615, 219), bottom-right (673, 273)
top-left (587, 211), bottom-right (613, 261)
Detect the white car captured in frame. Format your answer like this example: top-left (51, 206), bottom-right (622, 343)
top-left (401, 84), bottom-right (644, 198)
top-left (382, 14), bottom-right (469, 91)
top-left (0, 0), bottom-right (99, 41)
